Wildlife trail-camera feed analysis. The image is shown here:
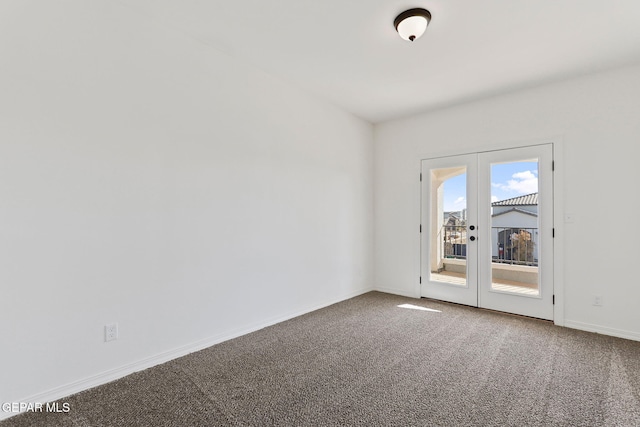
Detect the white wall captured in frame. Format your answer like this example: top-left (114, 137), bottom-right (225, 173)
top-left (374, 63), bottom-right (640, 340)
top-left (0, 1), bottom-right (373, 407)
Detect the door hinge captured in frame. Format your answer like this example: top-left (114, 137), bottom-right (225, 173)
top-left (419, 276), bottom-right (422, 284)
top-left (420, 224), bottom-right (422, 233)
top-left (552, 228), bottom-right (555, 238)
top-left (420, 172), bottom-right (422, 182)
top-left (552, 161), bottom-right (555, 171)
top-left (553, 295), bottom-right (555, 305)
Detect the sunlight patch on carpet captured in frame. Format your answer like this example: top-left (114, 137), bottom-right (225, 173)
top-left (397, 303), bottom-right (441, 313)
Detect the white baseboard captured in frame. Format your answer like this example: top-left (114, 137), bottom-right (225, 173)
top-left (374, 286), bottom-right (420, 299)
top-left (0, 287), bottom-right (373, 422)
top-left (563, 320), bottom-right (640, 342)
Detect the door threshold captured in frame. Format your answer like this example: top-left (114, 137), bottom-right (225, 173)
top-left (420, 297), bottom-right (553, 323)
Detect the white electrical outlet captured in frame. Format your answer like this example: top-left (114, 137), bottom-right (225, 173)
top-left (593, 295), bottom-right (602, 307)
top-left (105, 323), bottom-right (118, 342)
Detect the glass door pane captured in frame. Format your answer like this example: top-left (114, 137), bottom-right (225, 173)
top-left (429, 167), bottom-right (468, 286)
top-left (489, 160), bottom-right (540, 296)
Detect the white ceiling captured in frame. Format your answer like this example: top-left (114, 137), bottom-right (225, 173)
top-left (123, 1), bottom-right (640, 123)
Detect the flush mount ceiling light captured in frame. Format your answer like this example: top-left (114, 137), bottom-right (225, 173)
top-left (394, 8), bottom-right (432, 42)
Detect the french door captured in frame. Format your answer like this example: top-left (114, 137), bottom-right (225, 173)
top-left (420, 145), bottom-right (554, 320)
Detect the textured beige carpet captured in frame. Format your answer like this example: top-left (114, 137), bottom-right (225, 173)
top-left (3, 292), bottom-right (640, 426)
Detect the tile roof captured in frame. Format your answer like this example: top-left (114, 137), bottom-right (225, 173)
top-left (491, 192), bottom-right (538, 206)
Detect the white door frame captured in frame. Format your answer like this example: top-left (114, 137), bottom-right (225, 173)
top-left (420, 142), bottom-right (561, 322)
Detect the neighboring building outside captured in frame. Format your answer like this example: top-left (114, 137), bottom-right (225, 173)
top-left (491, 193), bottom-right (538, 264)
